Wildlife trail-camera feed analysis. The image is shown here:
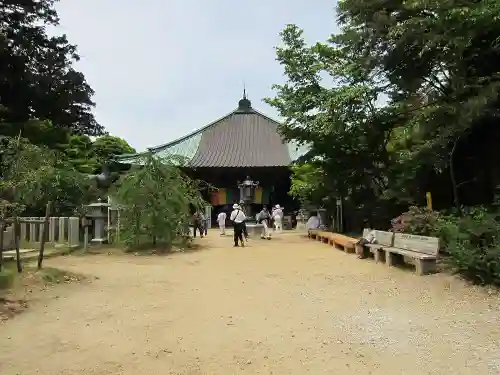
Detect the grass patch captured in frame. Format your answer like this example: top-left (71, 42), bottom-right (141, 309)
top-left (68, 238), bottom-right (203, 257)
top-left (0, 264), bottom-right (86, 294)
top-left (39, 267), bottom-right (83, 284)
top-left (0, 265), bottom-right (86, 322)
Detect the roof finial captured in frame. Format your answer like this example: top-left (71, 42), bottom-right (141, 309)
top-left (237, 82), bottom-right (252, 112)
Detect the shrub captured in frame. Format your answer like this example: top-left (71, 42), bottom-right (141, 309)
top-left (398, 205), bottom-right (500, 286)
top-left (396, 206), bottom-right (442, 236)
top-left (439, 207), bottom-right (500, 286)
top-left (113, 153), bottom-right (206, 252)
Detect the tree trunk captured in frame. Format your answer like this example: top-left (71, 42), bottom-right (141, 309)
top-left (449, 138), bottom-right (462, 216)
top-left (37, 201), bottom-right (52, 269)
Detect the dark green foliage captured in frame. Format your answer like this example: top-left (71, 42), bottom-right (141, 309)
top-left (0, 0), bottom-right (104, 140)
top-left (113, 153), bottom-right (206, 252)
top-left (440, 208), bottom-right (500, 286)
top-left (61, 134), bottom-right (135, 174)
top-left (399, 206), bottom-right (500, 286)
top-left (0, 136), bottom-right (96, 216)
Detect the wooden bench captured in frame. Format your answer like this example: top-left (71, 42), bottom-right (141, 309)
top-left (308, 230), bottom-right (332, 243)
top-left (330, 233), bottom-right (356, 253)
top-left (308, 229), bottom-right (320, 239)
top-left (319, 231), bottom-right (335, 244)
top-left (307, 230), bottom-right (356, 253)
top-left (381, 233), bottom-right (439, 275)
top-left (356, 229), bottom-right (394, 261)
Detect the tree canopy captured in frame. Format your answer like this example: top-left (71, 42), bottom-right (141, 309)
top-left (0, 136), bottom-right (96, 216)
top-left (0, 0), bottom-right (104, 145)
top-left (63, 134), bottom-right (135, 174)
top-left (267, 0), bottom-right (500, 225)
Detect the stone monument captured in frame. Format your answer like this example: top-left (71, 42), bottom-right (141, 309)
top-left (87, 199), bottom-right (110, 245)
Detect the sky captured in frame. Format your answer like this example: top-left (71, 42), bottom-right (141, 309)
top-left (53, 0), bottom-right (339, 151)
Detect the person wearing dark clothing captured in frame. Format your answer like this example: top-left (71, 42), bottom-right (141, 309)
top-left (257, 206), bottom-right (271, 239)
top-left (230, 204), bottom-right (246, 247)
top-left (202, 216), bottom-right (208, 236)
top-left (192, 211), bottom-right (204, 238)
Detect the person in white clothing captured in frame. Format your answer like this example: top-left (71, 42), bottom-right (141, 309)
top-left (272, 204), bottom-right (284, 232)
top-left (357, 221), bottom-right (377, 259)
top-left (217, 210), bottom-right (227, 236)
top-left (257, 206), bottom-right (272, 240)
top-left (306, 214), bottom-right (320, 230)
top-left (230, 204), bottom-right (246, 247)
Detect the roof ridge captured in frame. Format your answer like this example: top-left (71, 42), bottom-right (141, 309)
top-left (148, 105), bottom-right (283, 153)
top-left (148, 108), bottom-right (237, 152)
top-left (251, 108), bottom-right (282, 127)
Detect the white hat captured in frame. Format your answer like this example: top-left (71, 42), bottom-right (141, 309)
top-left (275, 204), bottom-right (281, 209)
top-left (233, 203), bottom-right (239, 209)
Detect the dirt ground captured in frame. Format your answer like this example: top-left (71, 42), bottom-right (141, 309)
top-left (1, 231), bottom-right (500, 375)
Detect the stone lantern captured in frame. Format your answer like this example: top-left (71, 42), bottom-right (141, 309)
top-left (86, 198), bottom-right (109, 245)
top-left (237, 176), bottom-right (259, 221)
top-left (296, 208), bottom-right (308, 231)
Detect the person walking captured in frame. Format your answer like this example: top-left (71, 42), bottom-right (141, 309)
top-left (192, 211), bottom-right (204, 238)
top-left (272, 204), bottom-right (284, 232)
top-left (217, 210), bottom-right (227, 236)
top-left (257, 206), bottom-right (271, 240)
top-left (202, 211), bottom-right (208, 236)
top-left (230, 203), bottom-right (246, 247)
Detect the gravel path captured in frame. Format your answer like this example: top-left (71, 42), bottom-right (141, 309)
top-left (1, 231), bottom-right (499, 374)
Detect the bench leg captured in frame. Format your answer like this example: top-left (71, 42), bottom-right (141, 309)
top-left (345, 245), bottom-right (355, 254)
top-left (386, 251), bottom-right (404, 267)
top-left (416, 259), bottom-right (437, 275)
top-left (374, 249), bottom-right (386, 263)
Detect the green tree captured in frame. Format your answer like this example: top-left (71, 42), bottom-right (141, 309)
top-left (0, 136), bottom-right (94, 216)
top-left (91, 135), bottom-right (135, 168)
top-left (265, 25), bottom-right (394, 222)
top-left (337, 0), bottom-right (500, 210)
top-left (64, 135), bottom-right (98, 174)
top-left (288, 163), bottom-right (326, 208)
top-left (0, 0), bottom-right (104, 143)
top-left (57, 135), bottom-right (134, 175)
top-left (113, 153), bottom-right (205, 251)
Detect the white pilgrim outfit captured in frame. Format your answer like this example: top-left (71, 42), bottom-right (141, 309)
top-left (272, 204), bottom-right (284, 232)
top-left (306, 215), bottom-right (320, 230)
top-left (217, 211), bottom-right (227, 235)
top-left (230, 204), bottom-right (246, 223)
